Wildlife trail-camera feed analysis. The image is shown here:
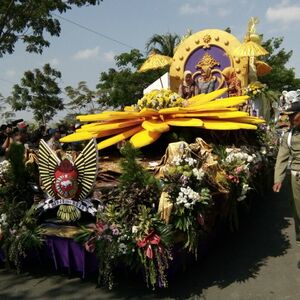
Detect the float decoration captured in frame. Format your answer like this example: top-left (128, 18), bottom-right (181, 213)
top-left (60, 88), bottom-right (265, 150)
top-left (37, 138), bottom-right (99, 222)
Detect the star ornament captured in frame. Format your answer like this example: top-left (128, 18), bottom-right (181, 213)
top-left (60, 88), bottom-right (265, 150)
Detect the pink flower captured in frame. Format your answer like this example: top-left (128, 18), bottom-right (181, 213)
top-left (84, 238), bottom-right (96, 253)
top-left (235, 166), bottom-right (244, 174)
top-left (227, 174), bottom-right (240, 183)
top-left (92, 222), bottom-right (106, 234)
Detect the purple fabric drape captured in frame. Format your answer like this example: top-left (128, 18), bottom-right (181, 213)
top-left (0, 236), bottom-right (98, 278)
top-left (46, 236), bottom-right (98, 277)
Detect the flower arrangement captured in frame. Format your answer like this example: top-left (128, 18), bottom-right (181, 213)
top-left (243, 81), bottom-right (267, 99)
top-left (214, 145), bottom-right (265, 229)
top-left (136, 89), bottom-right (184, 110)
top-left (76, 143), bottom-right (173, 289)
top-left (0, 160), bottom-right (10, 186)
top-left (0, 143), bottom-right (43, 271)
top-left (162, 155), bottom-right (212, 252)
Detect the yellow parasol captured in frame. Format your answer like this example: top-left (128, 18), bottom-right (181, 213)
top-left (138, 51), bottom-right (173, 88)
top-left (139, 52), bottom-right (173, 72)
top-left (232, 38), bottom-right (268, 58)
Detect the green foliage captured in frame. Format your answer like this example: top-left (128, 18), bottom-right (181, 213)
top-left (261, 37), bottom-right (300, 91)
top-left (0, 93), bottom-right (15, 122)
top-left (0, 143), bottom-right (42, 270)
top-left (146, 33), bottom-right (181, 56)
top-left (6, 225), bottom-right (44, 272)
top-left (0, 0), bottom-right (102, 57)
top-left (65, 81), bottom-right (98, 114)
top-left (96, 49), bottom-right (166, 107)
top-left (119, 142), bottom-right (159, 191)
top-left (8, 63), bottom-right (64, 125)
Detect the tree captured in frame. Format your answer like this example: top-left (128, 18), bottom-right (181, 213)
top-left (261, 37), bottom-right (300, 91)
top-left (0, 93), bottom-right (15, 122)
top-left (146, 33), bottom-right (181, 57)
top-left (65, 81), bottom-right (98, 114)
top-left (8, 63), bottom-right (64, 125)
top-left (96, 49), bottom-right (166, 107)
top-left (0, 0), bottom-right (102, 57)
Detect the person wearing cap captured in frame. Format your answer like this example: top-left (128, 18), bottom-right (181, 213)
top-left (273, 101), bottom-right (300, 246)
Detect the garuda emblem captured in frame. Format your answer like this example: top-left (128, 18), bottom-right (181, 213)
top-left (37, 139), bottom-right (98, 222)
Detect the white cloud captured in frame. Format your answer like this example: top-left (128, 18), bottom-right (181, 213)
top-left (73, 46), bottom-right (100, 60)
top-left (266, 1), bottom-right (300, 24)
top-left (5, 69), bottom-right (16, 78)
top-left (103, 51), bottom-right (115, 62)
top-left (179, 3), bottom-right (208, 15)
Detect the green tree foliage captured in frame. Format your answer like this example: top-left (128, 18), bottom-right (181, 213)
top-left (8, 63), bottom-right (64, 125)
top-left (261, 37), bottom-right (300, 91)
top-left (0, 0), bottom-right (102, 57)
top-left (65, 81), bottom-right (98, 114)
top-left (0, 93), bottom-right (15, 122)
top-left (146, 33), bottom-right (181, 57)
top-left (96, 49), bottom-right (166, 107)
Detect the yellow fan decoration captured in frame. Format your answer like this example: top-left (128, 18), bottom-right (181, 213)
top-left (60, 88), bottom-right (265, 150)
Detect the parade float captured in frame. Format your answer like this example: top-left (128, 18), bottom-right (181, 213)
top-left (0, 19), bottom-right (279, 289)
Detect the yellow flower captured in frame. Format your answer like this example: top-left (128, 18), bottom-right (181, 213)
top-left (60, 88), bottom-right (265, 150)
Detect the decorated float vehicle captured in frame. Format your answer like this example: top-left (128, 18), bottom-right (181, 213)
top-left (0, 20), bottom-right (278, 290)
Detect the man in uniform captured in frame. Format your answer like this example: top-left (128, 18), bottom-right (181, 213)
top-left (273, 101), bottom-right (300, 245)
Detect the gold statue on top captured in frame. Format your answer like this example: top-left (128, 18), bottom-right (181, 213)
top-left (196, 53), bottom-right (220, 70)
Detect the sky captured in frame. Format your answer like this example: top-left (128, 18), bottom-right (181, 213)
top-left (1, 0), bottom-right (300, 123)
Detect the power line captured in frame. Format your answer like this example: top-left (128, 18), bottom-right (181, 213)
top-left (52, 13), bottom-right (137, 50)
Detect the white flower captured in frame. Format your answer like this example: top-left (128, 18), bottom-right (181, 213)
top-left (172, 156), bottom-right (183, 166)
top-left (192, 168), bottom-right (205, 181)
top-left (176, 186), bottom-right (200, 208)
top-left (132, 226), bottom-right (139, 234)
top-left (184, 157), bottom-right (197, 166)
top-left (0, 213), bottom-right (7, 226)
top-left (225, 148), bottom-right (234, 153)
top-left (247, 156), bottom-right (253, 163)
top-left (184, 203), bottom-right (192, 209)
top-left (118, 243), bottom-right (127, 254)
